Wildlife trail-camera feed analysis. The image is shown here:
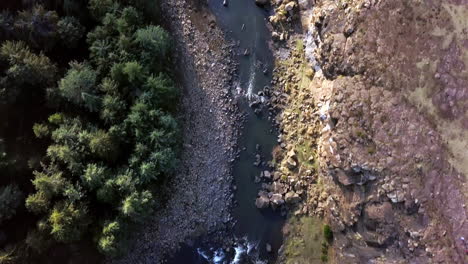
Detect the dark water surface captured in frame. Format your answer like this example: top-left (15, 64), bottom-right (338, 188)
top-left (169, 0), bottom-right (284, 263)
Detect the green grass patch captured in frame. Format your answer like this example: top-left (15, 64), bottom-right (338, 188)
top-left (284, 216), bottom-right (325, 264)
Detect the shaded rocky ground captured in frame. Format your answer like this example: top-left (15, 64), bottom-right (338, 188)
top-left (262, 0), bottom-right (468, 263)
top-left (111, 0), bottom-right (240, 263)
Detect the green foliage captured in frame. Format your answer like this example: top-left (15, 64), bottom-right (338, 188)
top-left (120, 190), bottom-right (153, 221)
top-left (0, 41), bottom-right (57, 86)
top-left (46, 144), bottom-right (82, 173)
top-left (21, 0), bottom-right (179, 257)
top-left (48, 201), bottom-right (90, 242)
top-left (59, 62), bottom-right (97, 106)
top-left (88, 0), bottom-right (120, 20)
top-left (63, 184), bottom-right (84, 202)
top-left (143, 73), bottom-right (178, 110)
top-left (135, 25), bottom-right (171, 69)
top-left (100, 94), bottom-right (127, 123)
top-left (320, 254), bottom-right (328, 262)
top-left (31, 171), bottom-right (67, 198)
top-left (26, 192), bottom-right (50, 214)
top-left (323, 224), bottom-right (333, 242)
top-left (81, 163), bottom-right (108, 190)
top-left (48, 113), bottom-right (65, 125)
top-left (98, 220), bottom-right (124, 256)
top-left (89, 129), bottom-right (119, 162)
top-left (123, 61), bottom-right (146, 84)
top-left (0, 185), bottom-right (23, 223)
top-left (33, 123), bottom-right (50, 138)
top-left (116, 7), bottom-right (141, 35)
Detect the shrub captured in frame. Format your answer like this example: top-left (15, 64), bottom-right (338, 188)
top-left (33, 123), bottom-right (50, 138)
top-left (48, 113), bottom-right (65, 125)
top-left (323, 224), bottom-right (333, 242)
top-left (320, 254), bottom-right (328, 262)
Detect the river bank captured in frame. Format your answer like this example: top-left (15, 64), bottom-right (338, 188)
top-left (265, 0), bottom-right (468, 263)
top-left (112, 0), bottom-right (241, 262)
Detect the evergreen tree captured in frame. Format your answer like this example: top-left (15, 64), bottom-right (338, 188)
top-left (0, 41), bottom-right (57, 87)
top-left (58, 62), bottom-right (97, 106)
top-left (48, 201), bottom-right (90, 242)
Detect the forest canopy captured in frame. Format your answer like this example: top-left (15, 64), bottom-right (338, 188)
top-left (0, 0), bottom-right (179, 261)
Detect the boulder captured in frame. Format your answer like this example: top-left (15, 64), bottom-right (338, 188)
top-left (272, 31), bottom-right (280, 40)
top-left (285, 1), bottom-right (296, 11)
top-left (266, 243), bottom-right (272, 253)
top-left (285, 191), bottom-right (301, 203)
top-left (287, 149), bottom-right (297, 159)
top-left (333, 167), bottom-right (377, 186)
top-left (270, 193), bottom-right (284, 209)
top-left (286, 157), bottom-right (297, 169)
top-left (298, 0), bottom-right (311, 10)
top-left (263, 170), bottom-right (272, 179)
top-left (273, 171), bottom-right (281, 180)
top-left (255, 195), bottom-right (270, 209)
top-left (271, 182), bottom-right (286, 194)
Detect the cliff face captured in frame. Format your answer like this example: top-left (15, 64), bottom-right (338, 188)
top-left (271, 0), bottom-right (468, 263)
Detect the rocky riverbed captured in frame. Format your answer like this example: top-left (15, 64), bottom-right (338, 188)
top-left (111, 0), bottom-right (242, 263)
top-left (111, 0), bottom-right (468, 263)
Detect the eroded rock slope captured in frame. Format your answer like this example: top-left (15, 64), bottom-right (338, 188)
top-left (268, 0), bottom-right (468, 263)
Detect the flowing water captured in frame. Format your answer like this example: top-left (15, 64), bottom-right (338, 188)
top-left (169, 0), bottom-right (284, 263)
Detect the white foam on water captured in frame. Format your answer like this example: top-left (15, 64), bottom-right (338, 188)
top-left (213, 248), bottom-right (225, 263)
top-left (246, 241), bottom-right (257, 255)
top-left (195, 237), bottom-right (265, 264)
top-left (197, 248), bottom-right (211, 261)
top-left (246, 65), bottom-right (256, 100)
top-left (231, 243), bottom-right (246, 264)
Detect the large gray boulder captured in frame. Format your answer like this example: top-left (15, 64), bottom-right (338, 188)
top-left (285, 191), bottom-right (301, 204)
top-left (255, 195), bottom-right (270, 209)
top-left (270, 193), bottom-right (285, 210)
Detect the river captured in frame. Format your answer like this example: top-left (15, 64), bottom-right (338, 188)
top-left (168, 0), bottom-right (284, 263)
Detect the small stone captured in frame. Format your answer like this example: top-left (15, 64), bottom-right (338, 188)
top-left (266, 243), bottom-right (272, 253)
